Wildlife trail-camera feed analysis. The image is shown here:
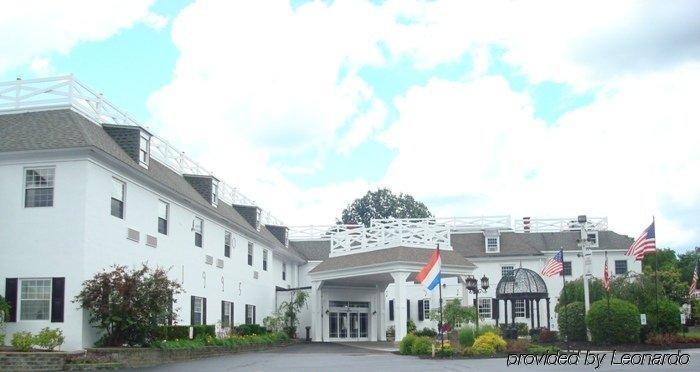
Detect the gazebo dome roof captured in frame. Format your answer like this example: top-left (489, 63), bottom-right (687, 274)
top-left (496, 268), bottom-right (549, 300)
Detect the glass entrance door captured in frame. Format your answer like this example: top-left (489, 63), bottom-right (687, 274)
top-left (328, 301), bottom-right (370, 341)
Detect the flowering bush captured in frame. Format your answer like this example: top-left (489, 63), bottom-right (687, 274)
top-left (11, 332), bottom-right (34, 352)
top-left (471, 332), bottom-right (507, 356)
top-left (34, 327), bottom-right (65, 351)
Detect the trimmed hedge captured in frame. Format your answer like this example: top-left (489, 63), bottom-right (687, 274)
top-left (152, 325), bottom-right (216, 341)
top-left (411, 337), bottom-right (433, 355)
top-left (399, 334), bottom-right (417, 355)
top-left (643, 299), bottom-right (682, 338)
top-left (586, 298), bottom-right (640, 344)
top-left (235, 324), bottom-right (268, 336)
top-left (557, 302), bottom-right (587, 341)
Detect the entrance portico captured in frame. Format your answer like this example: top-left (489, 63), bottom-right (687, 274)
top-left (308, 246), bottom-right (475, 342)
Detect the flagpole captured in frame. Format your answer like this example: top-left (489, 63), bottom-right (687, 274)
top-left (653, 216), bottom-right (659, 334)
top-left (437, 244), bottom-right (444, 350)
top-left (561, 248), bottom-right (568, 351)
top-left (606, 251), bottom-right (611, 344)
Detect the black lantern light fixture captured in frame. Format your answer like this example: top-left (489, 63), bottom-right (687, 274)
top-left (465, 274), bottom-right (490, 334)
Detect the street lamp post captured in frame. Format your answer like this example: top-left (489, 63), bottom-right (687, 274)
top-left (466, 275), bottom-right (490, 334)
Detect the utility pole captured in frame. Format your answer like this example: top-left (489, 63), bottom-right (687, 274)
top-left (578, 215), bottom-right (592, 341)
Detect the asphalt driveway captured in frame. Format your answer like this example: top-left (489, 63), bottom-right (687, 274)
top-left (134, 343), bottom-right (700, 371)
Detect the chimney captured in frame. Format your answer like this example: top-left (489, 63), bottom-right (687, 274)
top-left (233, 204), bottom-right (261, 230)
top-left (102, 124), bottom-right (152, 168)
top-left (183, 174), bottom-right (220, 206)
top-left (522, 217), bottom-right (531, 233)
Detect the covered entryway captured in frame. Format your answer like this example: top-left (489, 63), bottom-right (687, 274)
top-left (495, 268), bottom-right (550, 330)
top-left (307, 246), bottom-right (475, 342)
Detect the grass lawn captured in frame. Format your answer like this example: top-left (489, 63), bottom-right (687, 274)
top-left (681, 330), bottom-right (700, 338)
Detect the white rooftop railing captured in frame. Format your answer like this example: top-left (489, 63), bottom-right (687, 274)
top-left (513, 217), bottom-right (608, 233)
top-left (0, 75), bottom-right (284, 226)
top-left (288, 224), bottom-right (362, 240)
top-left (371, 216), bottom-right (511, 232)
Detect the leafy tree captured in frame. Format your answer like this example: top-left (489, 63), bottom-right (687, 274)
top-left (556, 277), bottom-right (606, 310)
top-left (340, 188), bottom-right (432, 227)
top-left (678, 251), bottom-right (699, 284)
top-left (428, 299), bottom-right (476, 329)
top-left (74, 265), bottom-right (182, 347)
top-left (642, 249), bottom-right (678, 271)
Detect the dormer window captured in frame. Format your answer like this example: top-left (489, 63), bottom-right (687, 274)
top-left (211, 181), bottom-right (219, 207)
top-left (139, 132), bottom-right (150, 167)
top-left (486, 237), bottom-right (499, 252)
top-left (587, 231), bottom-right (599, 247)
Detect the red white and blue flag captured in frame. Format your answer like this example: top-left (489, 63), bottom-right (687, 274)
top-left (541, 249), bottom-right (564, 277)
top-left (416, 246), bottom-right (442, 291)
top-left (626, 221), bottom-right (656, 261)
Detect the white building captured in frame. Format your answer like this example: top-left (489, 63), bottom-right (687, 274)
top-left (0, 76), bottom-right (640, 350)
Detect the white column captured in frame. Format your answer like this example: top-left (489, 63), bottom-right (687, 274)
top-left (311, 281), bottom-right (323, 342)
top-left (377, 287), bottom-right (387, 341)
top-left (391, 272), bottom-right (410, 342)
top-left (460, 275), bottom-right (470, 307)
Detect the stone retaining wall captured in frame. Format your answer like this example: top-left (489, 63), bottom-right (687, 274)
top-left (0, 351), bottom-right (66, 371)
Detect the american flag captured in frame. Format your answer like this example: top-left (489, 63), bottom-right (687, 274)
top-left (690, 261), bottom-right (699, 300)
top-left (625, 221), bottom-right (656, 261)
top-left (603, 252), bottom-right (611, 291)
top-left (542, 249), bottom-right (564, 277)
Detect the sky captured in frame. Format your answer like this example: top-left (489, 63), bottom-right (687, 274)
top-left (1, 0), bottom-right (699, 252)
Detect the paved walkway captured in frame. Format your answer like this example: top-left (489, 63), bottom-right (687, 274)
top-left (133, 343), bottom-right (700, 371)
top-left (338, 341), bottom-right (399, 352)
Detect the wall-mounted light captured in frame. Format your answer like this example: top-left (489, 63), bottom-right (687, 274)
top-left (325, 309), bottom-right (329, 314)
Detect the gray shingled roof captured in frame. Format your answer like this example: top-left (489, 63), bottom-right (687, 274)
top-left (309, 246), bottom-right (475, 273)
top-left (289, 240), bottom-right (330, 261)
top-left (0, 109), bottom-right (299, 257)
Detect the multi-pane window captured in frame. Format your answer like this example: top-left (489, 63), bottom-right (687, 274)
top-left (486, 237), bottom-right (499, 252)
top-left (514, 299), bottom-right (526, 317)
top-left (194, 217), bottom-right (204, 247)
top-left (224, 231), bottom-right (232, 258)
top-left (193, 296), bottom-right (204, 325)
top-left (615, 260), bottom-right (628, 275)
top-left (139, 133), bottom-right (150, 166)
top-left (222, 301), bottom-right (233, 328)
top-left (562, 261), bottom-right (572, 276)
top-left (282, 262), bottom-right (287, 281)
top-left (478, 298), bottom-right (491, 319)
top-left (423, 299), bottom-right (430, 316)
top-left (245, 304), bottom-right (256, 324)
top-left (20, 279), bottom-right (51, 320)
top-left (501, 265), bottom-right (514, 278)
top-left (25, 168), bottom-right (55, 207)
top-left (111, 178), bottom-right (125, 218)
top-left (158, 200), bottom-right (169, 235)
top-left (263, 250), bottom-right (268, 271)
top-left (587, 232), bottom-right (598, 245)
top-left (247, 242), bottom-right (253, 266)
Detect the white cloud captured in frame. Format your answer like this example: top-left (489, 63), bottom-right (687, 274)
top-left (29, 58), bottom-right (53, 75)
top-left (0, 0), bottom-right (165, 74)
top-left (379, 63), bottom-right (700, 249)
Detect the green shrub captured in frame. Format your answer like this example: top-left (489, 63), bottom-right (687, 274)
top-left (151, 325), bottom-right (215, 341)
top-left (471, 332), bottom-right (507, 356)
top-left (458, 326), bottom-right (476, 347)
top-left (436, 344), bottom-right (454, 357)
top-left (537, 328), bottom-right (558, 343)
top-left (586, 298), bottom-right (640, 344)
top-left (11, 332), bottom-right (34, 352)
top-left (477, 324), bottom-right (501, 336)
top-left (411, 336), bottom-right (433, 355)
top-left (34, 328), bottom-right (64, 351)
top-left (407, 319), bottom-right (417, 334)
top-left (235, 324), bottom-right (267, 336)
top-left (513, 322), bottom-right (529, 336)
top-left (399, 334), bottom-right (417, 355)
top-left (644, 299), bottom-right (682, 337)
top-left (413, 327), bottom-right (437, 338)
top-left (506, 338), bottom-right (530, 353)
top-left (557, 302), bottom-right (587, 341)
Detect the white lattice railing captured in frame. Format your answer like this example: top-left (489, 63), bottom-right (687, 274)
top-left (0, 75), bottom-right (284, 226)
top-left (371, 216), bottom-right (511, 232)
top-left (330, 219), bottom-right (453, 257)
top-left (288, 225), bottom-right (362, 240)
top-left (513, 217), bottom-right (608, 233)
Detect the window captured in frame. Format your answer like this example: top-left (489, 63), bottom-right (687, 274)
top-left (423, 300), bottom-right (430, 316)
top-left (211, 181), bottom-right (218, 206)
top-left (587, 231), bottom-right (599, 247)
top-left (221, 301), bottom-right (234, 328)
top-left (245, 304), bottom-right (256, 324)
top-left (501, 265), bottom-right (514, 278)
top-left (407, 299), bottom-right (411, 320)
top-left (389, 300), bottom-right (394, 321)
top-left (192, 296), bottom-right (204, 325)
top-left (263, 250), bottom-right (268, 271)
top-left (486, 237), bottom-right (499, 252)
top-left (193, 217), bottom-right (203, 247)
top-left (478, 298), bottom-right (491, 319)
top-left (562, 261), bottom-right (572, 276)
top-left (247, 242), bottom-right (253, 266)
top-left (25, 167), bottom-right (55, 207)
top-left (282, 262), bottom-right (287, 281)
top-left (615, 260), bottom-right (628, 275)
top-left (224, 231), bottom-right (232, 258)
top-left (158, 200), bottom-right (169, 235)
top-left (514, 299), bottom-right (526, 317)
top-left (111, 178), bottom-right (125, 218)
top-left (139, 133), bottom-right (150, 166)
top-left (19, 279), bottom-right (51, 320)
